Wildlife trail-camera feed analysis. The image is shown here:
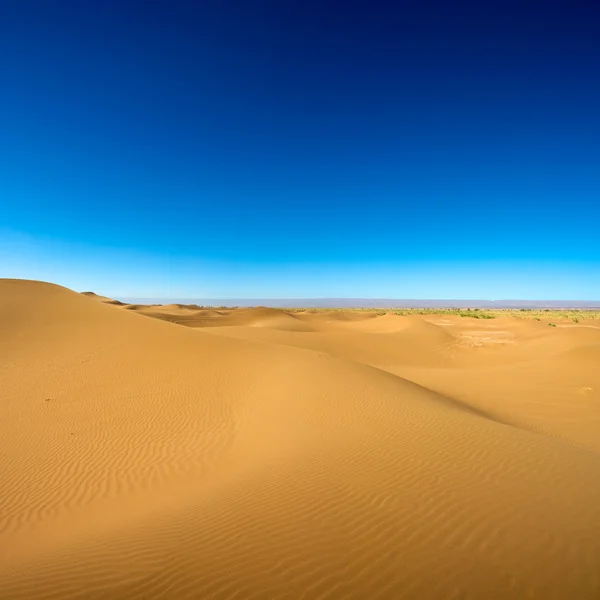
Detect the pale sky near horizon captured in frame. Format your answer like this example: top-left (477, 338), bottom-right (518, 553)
top-left (2, 2), bottom-right (599, 300)
top-left (2, 229), bottom-right (599, 300)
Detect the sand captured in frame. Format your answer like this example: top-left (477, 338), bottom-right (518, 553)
top-left (2, 279), bottom-right (600, 599)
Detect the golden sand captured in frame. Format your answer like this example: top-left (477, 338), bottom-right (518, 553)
top-left (2, 279), bottom-right (600, 599)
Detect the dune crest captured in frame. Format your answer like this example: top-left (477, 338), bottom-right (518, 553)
top-left (2, 280), bottom-right (600, 599)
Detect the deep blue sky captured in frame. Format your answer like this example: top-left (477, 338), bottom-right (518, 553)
top-left (1, 0), bottom-right (599, 299)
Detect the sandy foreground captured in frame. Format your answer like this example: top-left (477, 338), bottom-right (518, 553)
top-left (1, 279), bottom-right (600, 599)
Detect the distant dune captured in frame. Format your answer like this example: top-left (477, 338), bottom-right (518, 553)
top-left (2, 279), bottom-right (600, 599)
top-left (116, 297), bottom-right (600, 309)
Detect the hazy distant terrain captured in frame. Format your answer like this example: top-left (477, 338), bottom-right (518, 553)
top-left (118, 297), bottom-right (600, 309)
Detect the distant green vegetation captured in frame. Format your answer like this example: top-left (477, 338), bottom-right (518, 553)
top-left (389, 308), bottom-right (495, 318)
top-left (282, 307), bottom-right (600, 321)
top-left (391, 308), bottom-right (598, 321)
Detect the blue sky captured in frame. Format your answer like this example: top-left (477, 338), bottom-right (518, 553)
top-left (1, 1), bottom-right (599, 299)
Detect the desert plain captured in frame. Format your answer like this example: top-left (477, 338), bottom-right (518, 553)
top-left (1, 278), bottom-right (600, 599)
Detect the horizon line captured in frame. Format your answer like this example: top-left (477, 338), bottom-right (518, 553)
top-left (112, 296), bottom-right (600, 309)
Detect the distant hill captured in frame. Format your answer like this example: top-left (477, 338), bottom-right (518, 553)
top-left (115, 298), bottom-right (600, 309)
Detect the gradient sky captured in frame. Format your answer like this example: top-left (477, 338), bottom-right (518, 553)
top-left (1, 1), bottom-right (599, 299)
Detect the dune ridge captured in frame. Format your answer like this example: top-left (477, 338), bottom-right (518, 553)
top-left (2, 279), bottom-right (600, 599)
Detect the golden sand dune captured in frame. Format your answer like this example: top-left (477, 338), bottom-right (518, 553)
top-left (125, 304), bottom-right (322, 331)
top-left (2, 280), bottom-right (600, 599)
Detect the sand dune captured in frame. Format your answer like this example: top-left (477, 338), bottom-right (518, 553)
top-left (2, 280), bottom-right (600, 599)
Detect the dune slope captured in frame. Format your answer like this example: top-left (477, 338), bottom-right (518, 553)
top-left (2, 280), bottom-right (600, 599)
